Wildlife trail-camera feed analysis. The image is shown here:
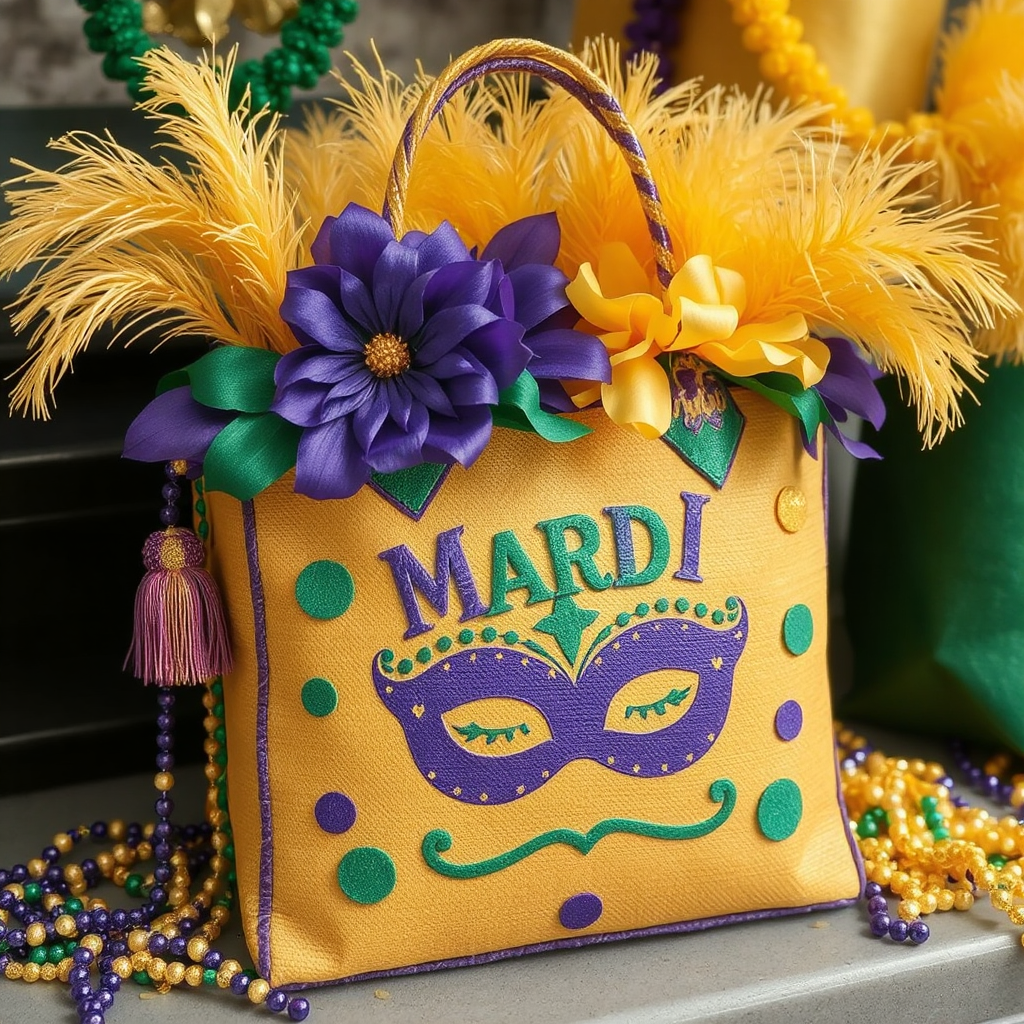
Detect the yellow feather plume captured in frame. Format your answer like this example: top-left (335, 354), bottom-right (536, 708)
top-left (929, 0), bottom-right (1024, 359)
top-left (0, 38), bottom-right (1016, 444)
top-left (0, 47), bottom-right (300, 418)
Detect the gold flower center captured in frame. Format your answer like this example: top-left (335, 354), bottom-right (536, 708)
top-left (364, 332), bottom-right (411, 378)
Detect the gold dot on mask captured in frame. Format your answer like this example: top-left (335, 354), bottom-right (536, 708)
top-left (776, 486), bottom-right (808, 532)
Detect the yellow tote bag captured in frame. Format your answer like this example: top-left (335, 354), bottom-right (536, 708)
top-left (197, 42), bottom-right (861, 985)
top-left (208, 392), bottom-right (860, 985)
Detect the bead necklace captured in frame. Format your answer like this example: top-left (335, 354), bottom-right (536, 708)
top-left (79, 0), bottom-right (358, 112)
top-left (624, 0), bottom-right (687, 93)
top-left (837, 725), bottom-right (1024, 947)
top-left (726, 0), bottom-right (940, 151)
top-left (0, 469), bottom-right (310, 1020)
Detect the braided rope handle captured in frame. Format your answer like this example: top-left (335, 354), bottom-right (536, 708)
top-left (382, 38), bottom-right (676, 288)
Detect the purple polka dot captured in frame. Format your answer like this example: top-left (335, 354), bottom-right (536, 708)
top-left (559, 892), bottom-right (603, 930)
top-left (314, 793), bottom-right (357, 834)
top-left (775, 700), bottom-right (803, 742)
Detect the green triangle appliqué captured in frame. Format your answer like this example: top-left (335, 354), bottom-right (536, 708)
top-left (661, 360), bottom-right (745, 489)
top-left (369, 463), bottom-right (451, 520)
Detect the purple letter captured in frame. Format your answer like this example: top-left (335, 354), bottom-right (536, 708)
top-left (379, 526), bottom-right (488, 640)
top-left (674, 492), bottom-right (710, 583)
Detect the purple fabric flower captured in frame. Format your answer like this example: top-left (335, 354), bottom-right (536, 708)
top-left (273, 204), bottom-right (608, 499)
top-left (480, 215), bottom-right (611, 413)
top-left (815, 336), bottom-right (886, 459)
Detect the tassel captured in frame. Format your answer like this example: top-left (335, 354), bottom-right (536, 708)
top-left (126, 527), bottom-right (233, 685)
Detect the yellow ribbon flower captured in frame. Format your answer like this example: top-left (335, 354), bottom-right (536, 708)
top-left (565, 243), bottom-right (830, 438)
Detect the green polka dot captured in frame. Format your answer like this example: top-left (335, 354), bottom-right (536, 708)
top-left (654, 598), bottom-right (669, 613)
top-left (301, 678), bottom-right (337, 718)
top-left (337, 847), bottom-right (396, 904)
top-left (757, 779), bottom-right (803, 841)
top-left (295, 561), bottom-right (354, 620)
top-left (711, 609), bottom-right (725, 625)
top-left (436, 636), bottom-right (453, 653)
top-left (783, 604), bottom-right (814, 655)
top-left (635, 602), bottom-right (649, 616)
top-left (503, 631), bottom-right (519, 645)
top-left (458, 629), bottom-right (474, 644)
top-left (481, 626), bottom-right (498, 642)
top-left (675, 597), bottom-right (689, 613)
top-left (616, 612), bottom-right (631, 626)
top-left (694, 603), bottom-right (707, 618)
top-left (416, 647), bottom-right (431, 664)
top-left (397, 659), bottom-right (413, 675)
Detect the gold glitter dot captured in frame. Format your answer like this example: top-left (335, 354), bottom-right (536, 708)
top-left (412, 704), bottom-right (425, 718)
top-left (516, 785), bottom-right (525, 795)
top-left (427, 771), bottom-right (436, 780)
top-left (480, 793), bottom-right (488, 802)
top-left (632, 764), bottom-right (641, 773)
top-left (453, 787), bottom-right (462, 796)
top-left (607, 756), bottom-right (615, 765)
top-left (661, 764), bottom-right (669, 772)
top-left (364, 332), bottom-right (411, 378)
top-left (776, 486), bottom-right (808, 533)
top-left (541, 770), bottom-right (550, 779)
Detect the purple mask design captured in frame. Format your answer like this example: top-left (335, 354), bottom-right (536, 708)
top-left (373, 600), bottom-right (748, 804)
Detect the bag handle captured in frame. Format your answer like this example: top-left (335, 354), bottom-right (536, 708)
top-left (382, 38), bottom-right (677, 288)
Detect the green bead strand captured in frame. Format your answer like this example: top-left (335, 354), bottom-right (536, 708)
top-left (78, 0), bottom-right (357, 113)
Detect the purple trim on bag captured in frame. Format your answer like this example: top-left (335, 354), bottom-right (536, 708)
top-left (821, 444), bottom-right (867, 894)
top-left (242, 499), bottom-right (275, 980)
top-left (279, 894), bottom-right (860, 990)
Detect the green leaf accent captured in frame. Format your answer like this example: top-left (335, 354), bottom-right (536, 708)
top-left (370, 462), bottom-right (450, 519)
top-left (661, 382), bottom-right (745, 489)
top-left (492, 371), bottom-right (592, 442)
top-left (422, 779), bottom-right (737, 879)
top-left (718, 370), bottom-right (829, 451)
top-left (156, 368), bottom-right (190, 396)
top-left (203, 412), bottom-right (300, 500)
top-left (625, 687), bottom-right (691, 720)
top-left (186, 346), bottom-right (281, 413)
top-left (453, 722), bottom-right (530, 745)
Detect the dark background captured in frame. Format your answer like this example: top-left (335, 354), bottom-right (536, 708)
top-left (0, 107), bottom-right (209, 793)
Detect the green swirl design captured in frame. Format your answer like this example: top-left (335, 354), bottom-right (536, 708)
top-left (422, 779), bottom-right (737, 879)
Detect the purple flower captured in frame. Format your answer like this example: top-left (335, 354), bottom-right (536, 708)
top-left (480, 216), bottom-right (611, 413)
top-left (273, 204), bottom-right (608, 499)
top-left (815, 336), bottom-right (886, 459)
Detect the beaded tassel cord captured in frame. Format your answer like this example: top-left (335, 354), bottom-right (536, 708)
top-left (838, 726), bottom-right (1024, 946)
top-left (0, 476), bottom-right (307, 1020)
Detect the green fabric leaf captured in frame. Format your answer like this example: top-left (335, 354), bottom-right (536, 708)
top-left (718, 370), bottom-right (829, 448)
top-left (186, 346), bottom-right (281, 413)
top-left (492, 371), bottom-right (591, 442)
top-left (155, 368), bottom-right (190, 396)
top-left (203, 412), bottom-right (300, 500)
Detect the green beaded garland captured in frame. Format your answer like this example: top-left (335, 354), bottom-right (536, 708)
top-left (77, 0), bottom-right (358, 113)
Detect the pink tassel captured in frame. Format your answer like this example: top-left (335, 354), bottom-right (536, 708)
top-left (126, 527), bottom-right (233, 685)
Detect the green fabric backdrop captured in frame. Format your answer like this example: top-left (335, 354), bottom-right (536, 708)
top-left (843, 364), bottom-right (1024, 750)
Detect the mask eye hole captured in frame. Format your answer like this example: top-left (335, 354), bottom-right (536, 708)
top-left (442, 698), bottom-right (552, 757)
top-left (603, 670), bottom-right (699, 734)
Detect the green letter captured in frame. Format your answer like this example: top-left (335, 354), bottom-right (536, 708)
top-left (489, 530), bottom-right (556, 614)
top-left (603, 505), bottom-right (670, 588)
top-left (536, 514), bottom-right (613, 596)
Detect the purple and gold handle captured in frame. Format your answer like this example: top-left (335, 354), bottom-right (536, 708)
top-left (382, 38), bottom-right (676, 288)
